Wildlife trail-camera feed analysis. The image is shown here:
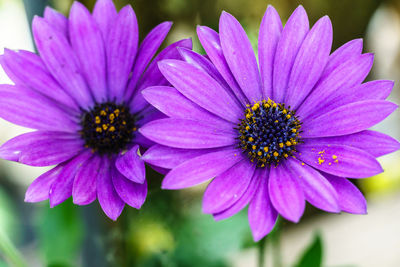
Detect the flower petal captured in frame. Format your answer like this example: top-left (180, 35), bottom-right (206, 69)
top-left (43, 7), bottom-right (68, 37)
top-left (162, 147), bottom-right (243, 189)
top-left (213, 168), bottom-right (263, 221)
top-left (112, 168), bottom-right (147, 209)
top-left (97, 162), bottom-right (125, 220)
top-left (296, 141), bottom-right (383, 178)
top-left (69, 2), bottom-right (107, 103)
top-left (304, 130), bottom-right (400, 158)
top-left (203, 160), bottom-right (255, 214)
top-left (49, 151), bottom-right (92, 208)
top-left (248, 168), bottom-right (278, 241)
top-left (32, 16), bottom-right (94, 109)
top-left (197, 25), bottom-right (247, 105)
top-left (269, 164), bottom-right (305, 222)
top-left (324, 174), bottom-right (367, 214)
top-left (128, 21), bottom-right (172, 92)
top-left (219, 11), bottom-right (262, 102)
top-left (25, 165), bottom-right (62, 202)
top-left (287, 158), bottom-right (340, 212)
top-left (272, 6), bottom-right (309, 102)
top-left (107, 5), bottom-right (138, 102)
top-left (258, 5), bottom-right (282, 98)
top-left (1, 49), bottom-right (78, 111)
top-left (141, 86), bottom-right (233, 128)
top-left (72, 155), bottom-right (102, 205)
top-left (139, 118), bottom-right (236, 149)
top-left (302, 100), bottom-right (397, 138)
top-left (92, 0), bottom-right (117, 41)
top-left (115, 145), bottom-right (145, 184)
top-left (0, 85), bottom-right (80, 132)
top-left (142, 145), bottom-right (216, 169)
top-left (158, 59), bottom-right (242, 123)
top-left (297, 54), bottom-right (374, 120)
top-left (285, 16), bottom-right (332, 109)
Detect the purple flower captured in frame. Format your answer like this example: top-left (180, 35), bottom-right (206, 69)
top-left (0, 0), bottom-right (192, 220)
top-left (139, 5), bottom-right (400, 240)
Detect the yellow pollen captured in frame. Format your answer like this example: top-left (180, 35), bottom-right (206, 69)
top-left (263, 147), bottom-right (269, 152)
top-left (96, 127), bottom-right (102, 133)
top-left (332, 155), bottom-right (338, 160)
top-left (252, 145), bottom-right (257, 150)
top-left (109, 114), bottom-right (115, 121)
top-left (245, 126), bottom-right (250, 131)
top-left (273, 151), bottom-right (279, 157)
top-left (133, 127), bottom-right (137, 131)
top-left (257, 151), bottom-right (262, 156)
top-left (318, 150), bottom-right (325, 155)
top-left (272, 103), bottom-right (277, 108)
top-left (334, 159), bottom-right (339, 163)
top-left (284, 153), bottom-right (288, 158)
top-left (100, 110), bottom-right (107, 116)
top-left (248, 137), bottom-right (254, 142)
top-left (318, 158), bottom-right (325, 165)
top-left (286, 141), bottom-right (292, 146)
top-left (95, 116), bottom-right (101, 124)
top-left (102, 124), bottom-right (108, 130)
top-left (301, 162), bottom-right (305, 166)
top-left (246, 114), bottom-right (252, 119)
top-left (274, 120), bottom-right (279, 123)
top-left (109, 126), bottom-right (116, 132)
top-left (279, 143), bottom-right (284, 148)
top-left (286, 114), bottom-right (291, 119)
top-left (114, 109), bottom-right (120, 116)
top-left (292, 129), bottom-right (297, 133)
top-left (282, 109), bottom-right (287, 114)
top-left (122, 121), bottom-right (127, 125)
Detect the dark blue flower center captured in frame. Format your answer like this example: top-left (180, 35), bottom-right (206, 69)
top-left (80, 102), bottom-right (136, 155)
top-left (238, 99), bottom-right (302, 167)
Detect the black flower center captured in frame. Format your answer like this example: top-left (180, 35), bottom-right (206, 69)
top-left (80, 102), bottom-right (136, 155)
top-left (238, 99), bottom-right (302, 167)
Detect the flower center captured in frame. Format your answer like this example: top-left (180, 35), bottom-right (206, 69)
top-left (238, 99), bottom-right (302, 167)
top-left (80, 102), bottom-right (136, 155)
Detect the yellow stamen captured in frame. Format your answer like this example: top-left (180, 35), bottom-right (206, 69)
top-left (95, 116), bottom-right (101, 124)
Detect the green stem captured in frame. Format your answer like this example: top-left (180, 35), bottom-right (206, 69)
top-left (0, 230), bottom-right (25, 267)
top-left (258, 236), bottom-right (267, 267)
top-left (271, 217), bottom-right (282, 267)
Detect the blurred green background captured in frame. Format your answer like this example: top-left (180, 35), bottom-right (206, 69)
top-left (0, 0), bottom-right (400, 266)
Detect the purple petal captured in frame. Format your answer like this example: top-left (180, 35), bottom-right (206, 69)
top-left (142, 145), bottom-right (216, 169)
top-left (258, 5), bottom-right (282, 98)
top-left (203, 160), bottom-right (255, 214)
top-left (304, 130), bottom-right (400, 158)
top-left (69, 2), bottom-right (107, 103)
top-left (139, 118), bottom-right (236, 149)
top-left (72, 155), bottom-right (102, 205)
top-left (92, 0), bottom-right (117, 41)
top-left (49, 151), bottom-right (92, 208)
top-left (324, 174), bottom-right (367, 214)
top-left (321, 39), bottom-right (363, 79)
top-left (248, 168), bottom-right (278, 241)
top-left (107, 5), bottom-right (138, 102)
top-left (0, 131), bottom-right (78, 162)
top-left (127, 21), bottom-right (172, 92)
top-left (43, 7), bottom-right (68, 37)
top-left (302, 100), bottom-right (397, 138)
top-left (213, 168), bottom-right (263, 221)
top-left (269, 164), bottom-right (305, 222)
top-left (286, 158), bottom-right (340, 212)
top-left (285, 16), bottom-right (333, 109)
top-left (97, 161), bottom-right (125, 220)
top-left (219, 11), bottom-right (262, 102)
top-left (296, 141), bottom-right (383, 178)
top-left (141, 86), bottom-right (233, 128)
top-left (115, 145), bottom-right (145, 184)
top-left (158, 60), bottom-right (242, 123)
top-left (197, 26), bottom-right (247, 105)
top-left (272, 6), bottom-right (309, 102)
top-left (112, 168), bottom-right (147, 209)
top-left (1, 49), bottom-right (78, 110)
top-left (129, 38), bottom-right (193, 114)
top-left (162, 147), bottom-right (243, 189)
top-left (25, 165), bottom-right (62, 202)
top-left (297, 54), bottom-right (374, 120)
top-left (32, 16), bottom-right (94, 109)
top-left (0, 85), bottom-right (80, 132)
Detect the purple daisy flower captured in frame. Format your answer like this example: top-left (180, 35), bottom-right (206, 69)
top-left (139, 5), bottom-right (400, 240)
top-left (0, 0), bottom-right (192, 220)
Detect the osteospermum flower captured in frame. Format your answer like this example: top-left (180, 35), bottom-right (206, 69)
top-left (139, 5), bottom-right (400, 240)
top-left (0, 0), bottom-right (191, 220)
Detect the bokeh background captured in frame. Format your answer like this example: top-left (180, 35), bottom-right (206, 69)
top-left (0, 0), bottom-right (400, 266)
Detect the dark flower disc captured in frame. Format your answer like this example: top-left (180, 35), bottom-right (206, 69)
top-left (238, 99), bottom-right (302, 167)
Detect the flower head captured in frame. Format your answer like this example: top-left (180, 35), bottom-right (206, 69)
top-left (0, 0), bottom-right (192, 220)
top-left (140, 6), bottom-right (400, 240)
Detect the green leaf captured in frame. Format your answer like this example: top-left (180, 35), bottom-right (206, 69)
top-left (295, 233), bottom-right (323, 267)
top-left (35, 200), bottom-right (83, 266)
